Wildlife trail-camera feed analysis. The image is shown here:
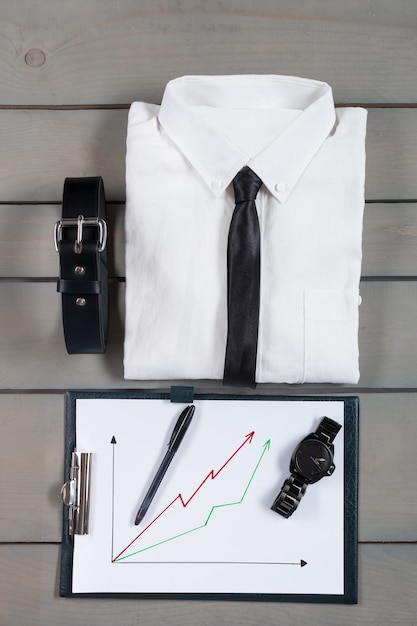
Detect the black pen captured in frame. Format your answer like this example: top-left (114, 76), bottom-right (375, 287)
top-left (134, 404), bottom-right (195, 525)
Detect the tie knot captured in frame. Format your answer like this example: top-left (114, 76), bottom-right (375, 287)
top-left (233, 167), bottom-right (263, 203)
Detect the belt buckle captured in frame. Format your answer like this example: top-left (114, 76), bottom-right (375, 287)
top-left (54, 214), bottom-right (107, 254)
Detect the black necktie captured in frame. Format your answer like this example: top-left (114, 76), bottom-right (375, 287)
top-left (223, 167), bottom-right (263, 387)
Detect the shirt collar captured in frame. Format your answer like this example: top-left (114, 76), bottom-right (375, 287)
top-left (158, 75), bottom-right (336, 202)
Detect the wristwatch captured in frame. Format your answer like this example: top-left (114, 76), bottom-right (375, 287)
top-left (271, 416), bottom-right (342, 518)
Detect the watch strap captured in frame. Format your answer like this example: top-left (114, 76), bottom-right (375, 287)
top-left (55, 177), bottom-right (108, 354)
top-left (316, 416), bottom-right (342, 444)
top-left (270, 473), bottom-right (307, 518)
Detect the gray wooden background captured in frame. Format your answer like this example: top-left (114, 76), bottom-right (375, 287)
top-left (1, 2), bottom-right (417, 624)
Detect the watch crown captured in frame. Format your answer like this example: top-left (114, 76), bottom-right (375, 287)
top-left (327, 464), bottom-right (335, 476)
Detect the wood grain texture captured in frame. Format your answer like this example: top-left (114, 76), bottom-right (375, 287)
top-left (2, 202), bottom-right (417, 278)
top-left (0, 108), bottom-right (416, 202)
top-left (1, 393), bottom-right (415, 543)
top-left (1, 2), bottom-right (417, 622)
top-left (1, 1), bottom-right (417, 105)
top-left (0, 395), bottom-right (64, 542)
top-left (0, 544), bottom-right (416, 626)
top-left (0, 281), bottom-right (417, 390)
top-left (363, 203), bottom-right (417, 277)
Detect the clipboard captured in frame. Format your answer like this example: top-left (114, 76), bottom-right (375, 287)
top-left (60, 388), bottom-right (359, 603)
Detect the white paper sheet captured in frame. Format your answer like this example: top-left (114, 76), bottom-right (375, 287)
top-left (72, 398), bottom-right (345, 595)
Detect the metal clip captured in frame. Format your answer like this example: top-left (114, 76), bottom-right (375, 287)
top-left (61, 451), bottom-right (92, 536)
top-left (54, 215), bottom-right (107, 254)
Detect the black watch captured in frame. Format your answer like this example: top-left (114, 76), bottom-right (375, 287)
top-left (271, 416), bottom-right (342, 518)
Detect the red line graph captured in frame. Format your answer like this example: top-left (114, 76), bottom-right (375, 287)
top-left (113, 431), bottom-right (255, 562)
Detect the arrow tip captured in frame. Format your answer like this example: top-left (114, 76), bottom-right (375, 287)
top-left (246, 431), bottom-right (255, 443)
top-left (300, 559), bottom-right (307, 567)
top-left (111, 436), bottom-right (117, 444)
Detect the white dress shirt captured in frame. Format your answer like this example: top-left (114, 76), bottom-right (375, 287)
top-left (124, 75), bottom-right (367, 384)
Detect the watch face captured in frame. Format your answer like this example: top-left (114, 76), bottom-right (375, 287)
top-left (293, 439), bottom-right (332, 480)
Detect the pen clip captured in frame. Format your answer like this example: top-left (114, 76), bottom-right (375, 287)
top-left (168, 405), bottom-right (195, 449)
top-left (61, 451), bottom-right (92, 536)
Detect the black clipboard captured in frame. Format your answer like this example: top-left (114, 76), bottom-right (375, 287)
top-left (60, 388), bottom-right (358, 603)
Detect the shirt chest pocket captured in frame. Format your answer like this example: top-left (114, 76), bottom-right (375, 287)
top-left (303, 288), bottom-right (361, 383)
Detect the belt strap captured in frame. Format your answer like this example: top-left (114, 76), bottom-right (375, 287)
top-left (55, 177), bottom-right (108, 354)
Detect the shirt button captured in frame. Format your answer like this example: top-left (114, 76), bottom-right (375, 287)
top-left (275, 181), bottom-right (286, 193)
top-left (211, 177), bottom-right (223, 190)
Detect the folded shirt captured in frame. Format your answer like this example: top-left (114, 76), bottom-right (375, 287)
top-left (124, 74), bottom-right (367, 383)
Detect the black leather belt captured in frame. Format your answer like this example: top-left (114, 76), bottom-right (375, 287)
top-left (54, 177), bottom-right (108, 354)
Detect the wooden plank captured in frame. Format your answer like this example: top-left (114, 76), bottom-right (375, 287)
top-left (2, 202), bottom-right (417, 278)
top-left (366, 109), bottom-right (417, 200)
top-left (1, 393), bottom-right (415, 543)
top-left (0, 108), bottom-right (416, 202)
top-left (0, 110), bottom-right (127, 203)
top-left (1, 1), bottom-right (417, 105)
top-left (0, 395), bottom-right (64, 542)
top-left (358, 394), bottom-right (417, 542)
top-left (0, 281), bottom-right (417, 389)
top-left (0, 544), bottom-right (416, 625)
top-left (357, 281), bottom-right (417, 388)
top-left (363, 202), bottom-right (417, 277)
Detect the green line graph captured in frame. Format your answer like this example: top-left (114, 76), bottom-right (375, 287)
top-left (114, 438), bottom-right (270, 562)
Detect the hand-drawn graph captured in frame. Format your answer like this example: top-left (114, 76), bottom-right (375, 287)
top-left (112, 432), bottom-right (270, 563)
